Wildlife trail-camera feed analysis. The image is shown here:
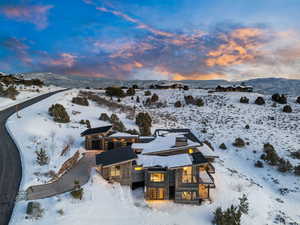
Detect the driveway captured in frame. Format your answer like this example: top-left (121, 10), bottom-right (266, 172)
top-left (26, 154), bottom-right (94, 200)
top-left (0, 89), bottom-right (67, 225)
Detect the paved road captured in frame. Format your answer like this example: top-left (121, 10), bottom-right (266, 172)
top-left (0, 89), bottom-right (67, 225)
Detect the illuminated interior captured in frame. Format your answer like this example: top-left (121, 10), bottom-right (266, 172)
top-left (110, 165), bottom-right (121, 177)
top-left (150, 173), bottom-right (165, 182)
top-left (181, 191), bottom-right (197, 200)
top-left (148, 187), bottom-right (165, 200)
top-left (182, 166), bottom-right (196, 183)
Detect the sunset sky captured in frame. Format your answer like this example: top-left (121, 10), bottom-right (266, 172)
top-left (1, 0), bottom-right (300, 80)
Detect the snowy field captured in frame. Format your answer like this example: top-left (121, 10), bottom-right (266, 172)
top-left (0, 85), bottom-right (62, 111)
top-left (7, 88), bottom-right (300, 225)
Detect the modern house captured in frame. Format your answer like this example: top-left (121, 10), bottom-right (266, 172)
top-left (83, 126), bottom-right (216, 205)
top-left (81, 126), bottom-right (139, 151)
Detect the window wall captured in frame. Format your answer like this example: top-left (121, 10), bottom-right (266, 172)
top-left (181, 166), bottom-right (197, 183)
top-left (147, 187), bottom-right (165, 200)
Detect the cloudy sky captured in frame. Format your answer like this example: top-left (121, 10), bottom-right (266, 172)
top-left (0, 0), bottom-right (300, 80)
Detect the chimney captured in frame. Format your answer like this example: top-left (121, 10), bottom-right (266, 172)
top-left (175, 136), bottom-right (187, 147)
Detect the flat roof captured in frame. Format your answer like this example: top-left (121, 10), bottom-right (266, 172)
top-left (132, 133), bottom-right (201, 154)
top-left (108, 132), bottom-right (138, 137)
top-left (96, 146), bottom-right (137, 166)
top-left (138, 153), bottom-right (192, 168)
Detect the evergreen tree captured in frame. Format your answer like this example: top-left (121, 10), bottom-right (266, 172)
top-left (36, 148), bottom-right (49, 166)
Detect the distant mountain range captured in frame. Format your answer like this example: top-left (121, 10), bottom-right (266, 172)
top-left (12, 72), bottom-right (300, 96)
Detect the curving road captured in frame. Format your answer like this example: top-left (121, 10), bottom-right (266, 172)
top-left (0, 89), bottom-right (67, 225)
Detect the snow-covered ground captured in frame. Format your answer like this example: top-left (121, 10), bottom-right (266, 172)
top-left (0, 85), bottom-right (62, 111)
top-left (7, 88), bottom-right (300, 225)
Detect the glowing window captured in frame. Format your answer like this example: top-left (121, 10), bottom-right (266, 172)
top-left (148, 188), bottom-right (165, 200)
top-left (110, 165), bottom-right (120, 177)
top-left (188, 148), bottom-right (194, 154)
top-left (181, 191), bottom-right (197, 200)
top-left (150, 173), bottom-right (165, 182)
top-left (182, 166), bottom-right (197, 183)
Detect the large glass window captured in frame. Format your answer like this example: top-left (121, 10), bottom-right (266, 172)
top-left (181, 191), bottom-right (197, 200)
top-left (148, 188), bottom-right (165, 200)
top-left (150, 173), bottom-right (165, 182)
top-left (182, 167), bottom-right (196, 183)
top-left (110, 165), bottom-right (121, 177)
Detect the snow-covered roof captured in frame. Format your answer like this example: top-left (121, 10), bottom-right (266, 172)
top-left (132, 133), bottom-right (201, 154)
top-left (138, 154), bottom-right (192, 168)
top-left (109, 132), bottom-right (138, 137)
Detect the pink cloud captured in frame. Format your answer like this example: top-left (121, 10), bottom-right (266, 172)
top-left (1, 5), bottom-right (53, 29)
top-left (48, 53), bottom-right (77, 67)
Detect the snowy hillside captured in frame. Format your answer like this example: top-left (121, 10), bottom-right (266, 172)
top-left (7, 88), bottom-right (300, 225)
top-left (0, 84), bottom-right (61, 111)
top-left (20, 72), bottom-right (300, 96)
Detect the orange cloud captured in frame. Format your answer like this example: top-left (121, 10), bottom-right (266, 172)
top-left (231, 28), bottom-right (263, 41)
top-left (154, 66), bottom-right (225, 80)
top-left (205, 28), bottom-right (264, 67)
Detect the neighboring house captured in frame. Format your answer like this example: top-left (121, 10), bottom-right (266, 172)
top-left (86, 126), bottom-right (216, 205)
top-left (215, 85), bottom-right (253, 92)
top-left (81, 126), bottom-right (139, 151)
top-left (150, 81), bottom-right (187, 89)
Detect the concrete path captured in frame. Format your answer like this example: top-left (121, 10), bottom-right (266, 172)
top-left (0, 89), bottom-right (67, 225)
top-left (26, 154), bottom-right (95, 200)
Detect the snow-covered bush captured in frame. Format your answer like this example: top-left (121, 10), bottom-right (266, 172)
top-left (261, 143), bottom-right (280, 166)
top-left (0, 85), bottom-right (19, 100)
top-left (254, 96), bottom-right (265, 105)
top-left (272, 93), bottom-right (287, 104)
top-left (151, 93), bottom-right (159, 103)
top-left (70, 180), bottom-right (84, 200)
top-left (174, 100), bottom-right (182, 107)
top-left (99, 113), bottom-right (110, 121)
top-left (144, 90), bottom-right (151, 96)
top-left (254, 160), bottom-right (263, 168)
top-left (126, 87), bottom-right (135, 96)
top-left (184, 95), bottom-right (195, 104)
top-left (233, 138), bottom-right (245, 148)
top-left (212, 194), bottom-right (249, 225)
top-left (240, 96), bottom-right (249, 104)
top-left (48, 104), bottom-right (70, 123)
top-left (136, 112), bottom-right (152, 136)
top-left (72, 97), bottom-right (89, 106)
top-left (105, 86), bottom-right (126, 98)
top-left (277, 158), bottom-right (293, 173)
top-left (282, 105), bottom-right (292, 113)
top-left (294, 165), bottom-right (300, 176)
top-left (195, 98), bottom-right (204, 107)
top-left (219, 143), bottom-right (227, 150)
